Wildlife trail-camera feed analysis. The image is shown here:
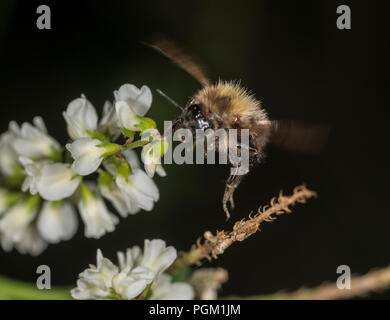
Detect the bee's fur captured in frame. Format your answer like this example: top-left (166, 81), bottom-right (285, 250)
top-left (192, 80), bottom-right (271, 151)
top-left (175, 80), bottom-right (271, 159)
top-left (195, 80), bottom-right (262, 120)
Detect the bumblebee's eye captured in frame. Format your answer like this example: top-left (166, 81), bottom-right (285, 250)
top-left (190, 104), bottom-right (202, 119)
top-left (188, 103), bottom-right (212, 131)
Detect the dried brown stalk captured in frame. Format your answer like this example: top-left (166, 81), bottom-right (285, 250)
top-left (225, 266), bottom-right (390, 300)
top-left (292, 266), bottom-right (390, 299)
top-left (170, 184), bottom-right (317, 271)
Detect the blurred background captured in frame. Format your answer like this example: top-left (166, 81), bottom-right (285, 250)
top-left (0, 0), bottom-right (389, 298)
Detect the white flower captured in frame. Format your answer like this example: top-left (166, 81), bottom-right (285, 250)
top-left (66, 138), bottom-right (106, 176)
top-left (114, 84), bottom-right (152, 131)
top-left (100, 182), bottom-right (140, 217)
top-left (113, 150), bottom-right (159, 212)
top-left (19, 157), bottom-right (52, 195)
top-left (36, 163), bottom-right (81, 201)
top-left (99, 149), bottom-right (157, 217)
top-left (112, 266), bottom-right (154, 300)
top-left (0, 130), bottom-right (21, 177)
top-left (72, 240), bottom-right (188, 300)
top-left (114, 84), bottom-right (152, 116)
top-left (0, 196), bottom-right (39, 242)
top-left (14, 225), bottom-right (47, 256)
top-left (1, 224), bottom-right (47, 256)
top-left (150, 274), bottom-right (194, 300)
top-left (0, 189), bottom-right (22, 216)
top-left (78, 183), bottom-right (119, 239)
top-left (140, 239), bottom-right (177, 277)
top-left (115, 101), bottom-right (140, 131)
top-left (37, 201), bottom-right (78, 243)
top-left (11, 117), bottom-right (61, 159)
top-left (101, 149), bottom-right (140, 177)
top-left (63, 95), bottom-right (98, 140)
top-left (99, 101), bottom-right (120, 138)
top-left (71, 249), bottom-right (119, 300)
top-left (22, 161), bottom-right (81, 201)
top-left (117, 246), bottom-right (143, 271)
top-left (115, 169), bottom-right (159, 212)
top-left (141, 135), bottom-right (167, 178)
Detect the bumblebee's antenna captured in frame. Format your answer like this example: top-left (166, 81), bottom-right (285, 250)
top-left (156, 89), bottom-right (184, 111)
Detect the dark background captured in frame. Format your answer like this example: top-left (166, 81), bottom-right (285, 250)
top-left (0, 0), bottom-right (389, 298)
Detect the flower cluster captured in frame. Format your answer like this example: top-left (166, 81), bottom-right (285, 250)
top-left (0, 84), bottom-right (168, 255)
top-left (71, 239), bottom-right (194, 300)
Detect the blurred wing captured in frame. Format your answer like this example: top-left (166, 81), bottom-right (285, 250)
top-left (270, 120), bottom-right (330, 154)
top-left (143, 34), bottom-right (211, 87)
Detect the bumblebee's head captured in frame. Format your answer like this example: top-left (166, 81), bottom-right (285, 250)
top-left (155, 88), bottom-right (213, 133)
top-left (173, 100), bottom-right (213, 133)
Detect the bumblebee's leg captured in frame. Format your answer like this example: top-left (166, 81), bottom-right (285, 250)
top-left (222, 151), bottom-right (261, 220)
top-left (223, 169), bottom-right (246, 220)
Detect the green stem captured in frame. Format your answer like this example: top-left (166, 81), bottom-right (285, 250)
top-left (0, 275), bottom-right (72, 300)
top-left (122, 137), bottom-right (153, 151)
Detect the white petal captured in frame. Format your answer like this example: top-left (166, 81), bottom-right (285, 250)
top-left (15, 225), bottom-right (48, 256)
top-left (37, 201), bottom-right (78, 243)
top-left (115, 175), bottom-right (154, 212)
top-left (63, 112), bottom-right (81, 140)
top-left (0, 201), bottom-right (38, 242)
top-left (140, 239), bottom-right (177, 276)
top-left (122, 279), bottom-right (150, 299)
top-left (66, 138), bottom-right (105, 176)
top-left (13, 122), bottom-right (60, 158)
top-left (99, 101), bottom-right (119, 137)
top-left (122, 149), bottom-right (140, 170)
top-left (131, 169), bottom-right (159, 202)
top-left (101, 100), bottom-right (114, 124)
top-left (8, 121), bottom-right (20, 135)
top-left (100, 184), bottom-right (130, 218)
top-left (115, 101), bottom-right (140, 131)
top-left (114, 168), bottom-right (159, 212)
top-left (95, 249), bottom-right (119, 285)
top-left (21, 176), bottom-right (34, 193)
top-left (64, 96), bottom-right (98, 139)
top-left (156, 165), bottom-right (167, 177)
top-left (20, 159), bottom-right (52, 195)
top-left (32, 116), bottom-right (47, 133)
top-left (114, 84), bottom-right (152, 116)
top-left (114, 84), bottom-right (140, 102)
top-left (112, 266), bottom-right (154, 300)
top-left (117, 246), bottom-right (143, 271)
top-left (150, 274), bottom-right (194, 300)
top-left (78, 196), bottom-right (119, 239)
top-left (0, 135), bottom-right (19, 176)
top-left (144, 163), bottom-right (157, 178)
top-left (71, 249), bottom-right (118, 299)
top-left (36, 163), bottom-right (81, 201)
top-left (18, 156), bottom-right (33, 167)
top-left (133, 86), bottom-right (152, 116)
top-left (13, 138), bottom-right (44, 158)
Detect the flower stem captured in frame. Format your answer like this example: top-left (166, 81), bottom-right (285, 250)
top-left (0, 275), bottom-right (71, 300)
top-left (121, 137), bottom-right (153, 151)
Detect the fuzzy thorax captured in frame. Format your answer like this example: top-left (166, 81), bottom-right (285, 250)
top-left (191, 81), bottom-right (268, 124)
